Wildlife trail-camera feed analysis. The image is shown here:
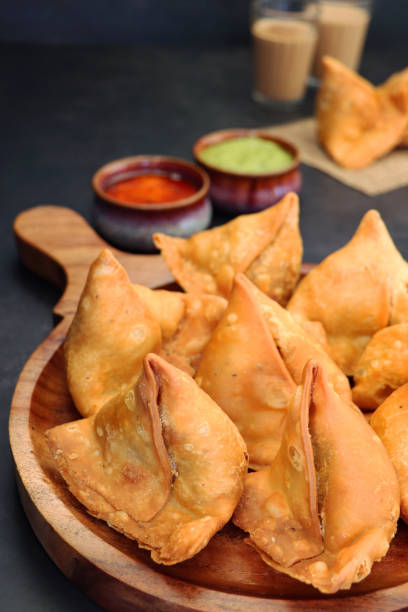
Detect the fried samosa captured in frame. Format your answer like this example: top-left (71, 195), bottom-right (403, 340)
top-left (316, 56), bottom-right (408, 169)
top-left (234, 361), bottom-right (399, 594)
top-left (64, 249), bottom-right (161, 417)
top-left (47, 353), bottom-right (248, 565)
top-left (133, 283), bottom-right (226, 376)
top-left (153, 192), bottom-right (302, 305)
top-left (288, 210), bottom-right (408, 376)
top-left (237, 274), bottom-right (351, 400)
top-left (196, 275), bottom-right (351, 468)
top-left (196, 274), bottom-right (296, 469)
top-left (353, 323), bottom-right (408, 410)
top-left (378, 67), bottom-right (408, 146)
top-left (371, 384), bottom-right (408, 523)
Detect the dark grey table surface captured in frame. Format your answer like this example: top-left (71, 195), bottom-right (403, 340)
top-left (2, 41), bottom-right (408, 611)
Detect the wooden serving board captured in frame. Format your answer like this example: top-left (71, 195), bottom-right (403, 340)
top-left (9, 205), bottom-right (408, 611)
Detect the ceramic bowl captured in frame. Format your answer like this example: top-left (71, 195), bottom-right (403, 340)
top-left (193, 128), bottom-right (301, 214)
top-left (92, 156), bottom-right (212, 253)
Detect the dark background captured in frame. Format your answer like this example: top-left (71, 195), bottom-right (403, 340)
top-left (0, 0), bottom-right (407, 47)
top-left (2, 1), bottom-right (408, 611)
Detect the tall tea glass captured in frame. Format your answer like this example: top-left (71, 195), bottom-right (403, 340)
top-left (251, 0), bottom-right (320, 107)
top-left (312, 0), bottom-right (372, 79)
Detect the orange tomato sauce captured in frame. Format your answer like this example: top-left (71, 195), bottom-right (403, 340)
top-left (105, 173), bottom-right (197, 205)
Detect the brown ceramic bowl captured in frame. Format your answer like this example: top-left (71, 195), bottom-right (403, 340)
top-left (92, 156), bottom-right (212, 253)
top-left (193, 128), bottom-right (301, 214)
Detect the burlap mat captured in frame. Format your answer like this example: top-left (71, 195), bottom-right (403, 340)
top-left (266, 118), bottom-right (408, 196)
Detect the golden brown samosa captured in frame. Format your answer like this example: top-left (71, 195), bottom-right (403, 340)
top-left (133, 283), bottom-right (226, 376)
top-left (237, 275), bottom-right (351, 400)
top-left (196, 274), bottom-right (296, 469)
top-left (234, 361), bottom-right (399, 594)
top-left (316, 56), bottom-right (408, 168)
top-left (153, 192), bottom-right (302, 305)
top-left (288, 210), bottom-right (408, 376)
top-left (353, 323), bottom-right (408, 410)
top-left (64, 249), bottom-right (161, 417)
top-left (47, 353), bottom-right (248, 565)
top-left (378, 66), bottom-right (408, 146)
top-left (196, 275), bottom-right (351, 468)
top-left (371, 384), bottom-right (408, 523)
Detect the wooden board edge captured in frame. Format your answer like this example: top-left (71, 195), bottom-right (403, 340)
top-left (9, 294), bottom-right (408, 611)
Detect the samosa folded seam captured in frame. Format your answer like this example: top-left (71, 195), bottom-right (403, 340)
top-left (196, 274), bottom-right (351, 470)
top-left (153, 192), bottom-right (302, 306)
top-left (47, 353), bottom-right (248, 565)
top-left (233, 360), bottom-right (399, 594)
top-left (288, 209), bottom-right (408, 377)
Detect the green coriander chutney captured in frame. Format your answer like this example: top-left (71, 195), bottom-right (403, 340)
top-left (199, 136), bottom-right (294, 174)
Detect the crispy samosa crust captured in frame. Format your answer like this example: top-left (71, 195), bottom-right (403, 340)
top-left (236, 275), bottom-right (351, 400)
top-left (153, 192), bottom-right (302, 305)
top-left (47, 354), bottom-right (248, 565)
top-left (196, 274), bottom-right (296, 469)
top-left (379, 67), bottom-right (408, 146)
top-left (316, 56), bottom-right (408, 169)
top-left (133, 284), bottom-right (226, 376)
top-left (196, 275), bottom-right (351, 468)
top-left (64, 249), bottom-right (161, 417)
top-left (288, 210), bottom-right (408, 376)
top-left (371, 384), bottom-right (408, 523)
top-left (234, 361), bottom-right (400, 594)
top-left (353, 323), bottom-right (408, 410)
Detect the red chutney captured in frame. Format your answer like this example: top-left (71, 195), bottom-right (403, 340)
top-left (105, 173), bottom-right (197, 205)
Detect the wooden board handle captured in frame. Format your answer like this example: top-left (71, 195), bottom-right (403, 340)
top-left (14, 205), bottom-right (174, 319)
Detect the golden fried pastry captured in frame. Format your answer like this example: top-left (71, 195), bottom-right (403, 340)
top-left (47, 353), bottom-right (248, 565)
top-left (379, 67), bottom-right (408, 146)
top-left (153, 192), bottom-right (302, 305)
top-left (288, 210), bottom-right (408, 376)
top-left (196, 274), bottom-right (296, 469)
top-left (64, 249), bottom-right (161, 417)
top-left (234, 361), bottom-right (399, 594)
top-left (353, 323), bottom-right (408, 410)
top-left (316, 56), bottom-right (408, 168)
top-left (371, 384), bottom-right (408, 523)
top-left (133, 284), bottom-right (226, 376)
top-left (196, 275), bottom-right (351, 468)
top-left (238, 275), bottom-right (351, 400)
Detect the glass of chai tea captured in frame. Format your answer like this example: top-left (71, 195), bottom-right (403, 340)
top-left (251, 0), bottom-right (320, 107)
top-left (312, 0), bottom-right (372, 80)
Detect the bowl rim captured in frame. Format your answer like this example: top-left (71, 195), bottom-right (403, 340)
top-left (193, 128), bottom-right (300, 179)
top-left (92, 155), bottom-right (210, 211)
